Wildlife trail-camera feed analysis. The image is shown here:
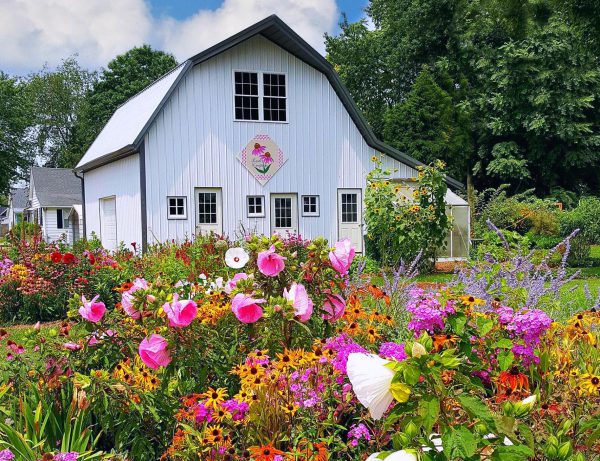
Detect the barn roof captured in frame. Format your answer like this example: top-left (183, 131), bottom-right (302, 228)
top-left (30, 167), bottom-right (82, 207)
top-left (75, 15), bottom-right (463, 189)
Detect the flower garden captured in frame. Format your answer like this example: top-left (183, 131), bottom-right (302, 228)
top-left (0, 231), bottom-right (598, 461)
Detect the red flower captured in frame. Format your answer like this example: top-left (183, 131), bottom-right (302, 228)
top-left (50, 252), bottom-right (62, 263)
top-left (62, 252), bottom-right (76, 264)
top-left (88, 253), bottom-right (96, 265)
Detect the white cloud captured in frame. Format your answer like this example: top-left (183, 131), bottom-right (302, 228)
top-left (0, 0), bottom-right (338, 74)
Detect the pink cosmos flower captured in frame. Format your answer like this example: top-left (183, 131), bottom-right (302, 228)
top-left (121, 292), bottom-right (140, 319)
top-left (88, 336), bottom-right (99, 346)
top-left (162, 294), bottom-right (197, 328)
top-left (257, 245), bottom-right (286, 277)
top-left (329, 238), bottom-right (356, 275)
top-left (79, 295), bottom-right (106, 323)
top-left (252, 143), bottom-right (266, 156)
top-left (63, 342), bottom-right (81, 351)
top-left (139, 334), bottom-right (171, 369)
top-left (231, 293), bottom-right (266, 324)
top-left (322, 292), bottom-right (346, 321)
top-left (129, 277), bottom-right (149, 293)
top-left (224, 272), bottom-right (249, 294)
top-left (283, 282), bottom-right (313, 322)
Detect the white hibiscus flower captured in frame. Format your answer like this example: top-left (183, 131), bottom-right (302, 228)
top-left (225, 247), bottom-right (249, 269)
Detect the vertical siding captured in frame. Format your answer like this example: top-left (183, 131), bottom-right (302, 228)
top-left (141, 35), bottom-right (417, 244)
top-left (42, 207), bottom-right (72, 243)
top-left (84, 155), bottom-right (142, 247)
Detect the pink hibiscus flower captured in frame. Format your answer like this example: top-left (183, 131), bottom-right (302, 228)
top-left (162, 294), bottom-right (197, 328)
top-left (257, 245), bottom-right (286, 277)
top-left (79, 295), bottom-right (106, 323)
top-left (139, 334), bottom-right (171, 369)
top-left (322, 292), bottom-right (346, 321)
top-left (231, 293), bottom-right (266, 324)
top-left (329, 238), bottom-right (356, 275)
top-left (283, 282), bottom-right (313, 323)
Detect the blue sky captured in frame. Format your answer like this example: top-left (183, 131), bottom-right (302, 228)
top-left (148, 0), bottom-right (368, 24)
top-left (1, 0), bottom-right (369, 74)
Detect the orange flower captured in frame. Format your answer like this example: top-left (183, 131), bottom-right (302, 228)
top-left (249, 444), bottom-right (284, 461)
top-left (432, 334), bottom-right (459, 352)
top-left (497, 367), bottom-right (529, 393)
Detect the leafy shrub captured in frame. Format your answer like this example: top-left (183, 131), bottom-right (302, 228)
top-left (566, 235), bottom-right (592, 267)
top-left (473, 228), bottom-right (531, 262)
top-left (560, 196), bottom-right (600, 244)
top-left (364, 159), bottom-right (451, 268)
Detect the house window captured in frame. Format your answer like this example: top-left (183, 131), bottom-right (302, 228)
top-left (301, 195), bottom-right (319, 216)
top-left (274, 197), bottom-right (293, 228)
top-left (197, 192), bottom-right (218, 224)
top-left (234, 72), bottom-right (259, 121)
top-left (56, 209), bottom-right (69, 229)
top-left (341, 193), bottom-right (358, 223)
top-left (167, 197), bottom-right (187, 219)
top-left (247, 196), bottom-right (265, 218)
top-left (263, 73), bottom-right (286, 122)
top-left (234, 71), bottom-right (287, 122)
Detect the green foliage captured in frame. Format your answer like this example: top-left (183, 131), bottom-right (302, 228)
top-left (26, 57), bottom-right (96, 168)
top-left (364, 159), bottom-right (451, 267)
top-left (327, 0), bottom-right (600, 194)
top-left (383, 67), bottom-right (471, 180)
top-left (473, 229), bottom-right (531, 262)
top-left (0, 73), bottom-right (33, 196)
top-left (560, 196), bottom-right (600, 244)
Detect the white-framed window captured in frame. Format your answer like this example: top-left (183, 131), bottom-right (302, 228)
top-left (167, 196), bottom-right (187, 220)
top-left (197, 192), bottom-right (218, 224)
top-left (56, 208), bottom-right (69, 229)
top-left (301, 195), bottom-right (320, 217)
top-left (247, 195), bottom-right (265, 218)
top-left (340, 193), bottom-right (359, 223)
top-left (233, 71), bottom-right (287, 122)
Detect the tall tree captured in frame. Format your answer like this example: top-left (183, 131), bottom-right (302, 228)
top-left (0, 73), bottom-right (33, 195)
top-left (71, 45), bottom-right (177, 166)
top-left (27, 57), bottom-right (95, 168)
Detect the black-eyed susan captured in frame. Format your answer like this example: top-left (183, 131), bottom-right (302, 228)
top-left (578, 374), bottom-right (600, 395)
top-left (432, 334), bottom-right (459, 352)
top-left (281, 402), bottom-right (299, 415)
top-left (460, 295), bottom-right (485, 308)
top-left (202, 387), bottom-right (228, 408)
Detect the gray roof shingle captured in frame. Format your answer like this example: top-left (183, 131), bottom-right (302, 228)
top-left (31, 167), bottom-right (82, 207)
top-left (9, 187), bottom-right (29, 209)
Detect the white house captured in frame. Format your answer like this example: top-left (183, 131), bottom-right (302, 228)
top-left (26, 167), bottom-right (84, 244)
top-left (7, 187), bottom-right (28, 230)
top-left (75, 15), bottom-right (469, 256)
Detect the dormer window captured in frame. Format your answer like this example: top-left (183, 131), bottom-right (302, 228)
top-left (234, 71), bottom-right (287, 122)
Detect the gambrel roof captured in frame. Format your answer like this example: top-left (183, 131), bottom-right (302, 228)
top-left (75, 15), bottom-right (463, 189)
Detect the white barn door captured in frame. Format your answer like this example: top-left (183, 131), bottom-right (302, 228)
top-left (338, 189), bottom-right (363, 253)
top-left (195, 188), bottom-right (222, 235)
top-left (270, 194), bottom-right (298, 235)
top-left (100, 196), bottom-right (117, 250)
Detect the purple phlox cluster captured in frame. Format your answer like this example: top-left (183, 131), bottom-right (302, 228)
top-left (379, 342), bottom-right (407, 362)
top-left (221, 399), bottom-right (249, 421)
top-left (0, 258), bottom-right (13, 277)
top-left (512, 344), bottom-right (539, 366)
top-left (347, 423), bottom-right (371, 447)
top-left (54, 453), bottom-right (79, 461)
top-left (505, 308), bottom-right (553, 344)
top-left (194, 400), bottom-right (213, 424)
top-left (323, 334), bottom-right (367, 374)
top-left (0, 449), bottom-right (14, 461)
top-left (406, 289), bottom-right (450, 335)
top-left (288, 367), bottom-right (328, 408)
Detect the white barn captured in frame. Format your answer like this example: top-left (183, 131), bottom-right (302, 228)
top-left (75, 15), bottom-right (468, 256)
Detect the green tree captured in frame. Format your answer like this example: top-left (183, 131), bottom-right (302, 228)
top-left (27, 57), bottom-right (96, 168)
top-left (383, 67), bottom-right (471, 181)
top-left (71, 45), bottom-right (177, 166)
top-left (0, 73), bottom-right (33, 195)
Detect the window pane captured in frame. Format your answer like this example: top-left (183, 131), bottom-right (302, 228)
top-left (234, 72), bottom-right (260, 120)
top-left (198, 193), bottom-right (217, 224)
top-left (341, 194), bottom-right (358, 223)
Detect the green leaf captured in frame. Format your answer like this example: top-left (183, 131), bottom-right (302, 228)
top-left (492, 339), bottom-right (513, 349)
top-left (457, 395), bottom-right (497, 432)
top-left (418, 396), bottom-right (440, 433)
top-left (491, 445), bottom-right (534, 461)
top-left (453, 426), bottom-right (478, 458)
top-left (497, 350), bottom-right (514, 371)
top-left (477, 317), bottom-right (494, 336)
top-left (402, 363), bottom-right (421, 385)
top-left (448, 313), bottom-right (467, 334)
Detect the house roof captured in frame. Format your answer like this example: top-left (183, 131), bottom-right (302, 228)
top-left (9, 187), bottom-right (28, 209)
top-left (30, 167), bottom-right (82, 208)
top-left (75, 15), bottom-right (463, 189)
